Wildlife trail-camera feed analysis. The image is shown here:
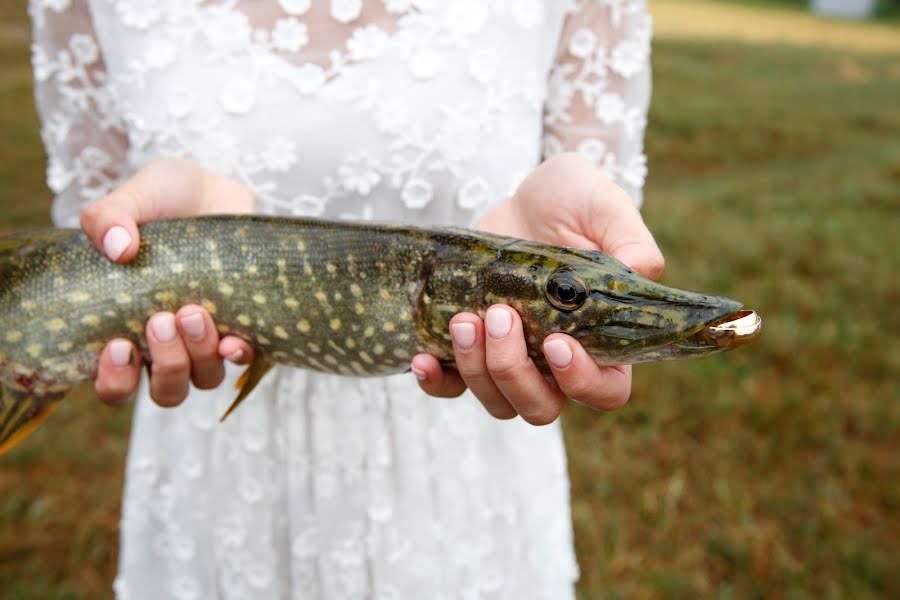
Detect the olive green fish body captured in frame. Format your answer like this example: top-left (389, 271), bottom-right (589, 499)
top-left (0, 215), bottom-right (759, 453)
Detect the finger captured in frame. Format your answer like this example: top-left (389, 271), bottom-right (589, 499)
top-left (175, 305), bottom-right (225, 390)
top-left (218, 336), bottom-right (256, 365)
top-left (146, 312), bottom-right (191, 407)
top-left (586, 182), bottom-right (665, 281)
top-left (542, 334), bottom-right (632, 411)
top-left (483, 305), bottom-right (566, 426)
top-left (94, 338), bottom-right (141, 406)
top-left (449, 314), bottom-right (518, 420)
top-left (80, 158), bottom-right (256, 263)
top-left (411, 353), bottom-right (468, 398)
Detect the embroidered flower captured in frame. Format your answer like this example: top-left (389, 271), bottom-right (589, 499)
top-left (373, 101), bottom-right (407, 135)
top-left (594, 92), bottom-right (626, 124)
top-left (292, 63), bottom-right (326, 95)
top-left (408, 47), bottom-right (440, 80)
top-left (347, 25), bottom-right (388, 60)
top-left (31, 45), bottom-right (53, 82)
top-left (145, 38), bottom-right (177, 69)
top-left (115, 0), bottom-right (161, 30)
top-left (272, 18), bottom-right (309, 52)
top-left (468, 49), bottom-right (500, 85)
top-left (203, 10), bottom-right (252, 54)
top-left (457, 177), bottom-right (490, 210)
top-left (292, 195), bottom-right (327, 217)
top-left (544, 64), bottom-right (576, 125)
top-left (169, 531), bottom-right (196, 561)
top-left (401, 178), bottom-right (433, 209)
top-left (292, 527), bottom-right (319, 561)
top-left (78, 146), bottom-right (112, 171)
top-left (220, 79), bottom-right (256, 114)
top-left (331, 0), bottom-right (363, 24)
top-left (239, 477), bottom-right (263, 503)
top-left (262, 138), bottom-right (298, 172)
top-left (69, 34), bottom-right (98, 64)
top-left (246, 564), bottom-right (273, 588)
top-left (339, 155), bottom-right (381, 195)
top-left (383, 0), bottom-right (411, 13)
top-left (171, 576), bottom-right (200, 600)
top-left (623, 106), bottom-right (647, 138)
top-left (45, 0), bottom-right (71, 11)
top-left (510, 0), bottom-right (541, 28)
top-left (167, 89), bottom-right (194, 118)
top-left (446, 1), bottom-right (489, 36)
top-left (568, 28), bottom-right (597, 59)
top-left (278, 0), bottom-right (311, 15)
top-left (576, 138), bottom-right (608, 165)
top-left (112, 576), bottom-right (129, 600)
top-left (619, 153), bottom-right (648, 190)
top-left (46, 156), bottom-right (72, 193)
top-left (610, 38), bottom-right (648, 78)
top-left (542, 134), bottom-right (563, 159)
top-left (215, 514), bottom-right (248, 548)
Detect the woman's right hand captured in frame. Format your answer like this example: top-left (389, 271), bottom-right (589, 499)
top-left (80, 158), bottom-right (257, 407)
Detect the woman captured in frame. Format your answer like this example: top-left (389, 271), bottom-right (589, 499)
top-left (30, 1), bottom-right (661, 597)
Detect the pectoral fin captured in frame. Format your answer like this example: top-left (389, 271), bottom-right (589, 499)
top-left (219, 357), bottom-right (274, 422)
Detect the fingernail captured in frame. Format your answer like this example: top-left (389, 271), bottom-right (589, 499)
top-left (411, 366), bottom-right (427, 381)
top-left (450, 322), bottom-right (476, 350)
top-left (102, 226), bottom-right (132, 261)
top-left (109, 339), bottom-right (132, 367)
top-left (179, 313), bottom-right (205, 340)
top-left (150, 313), bottom-right (177, 343)
top-left (226, 349), bottom-right (244, 363)
top-left (485, 308), bottom-right (512, 339)
top-left (544, 339), bottom-right (573, 369)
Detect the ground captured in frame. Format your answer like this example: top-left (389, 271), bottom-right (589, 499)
top-left (1, 1), bottom-right (898, 598)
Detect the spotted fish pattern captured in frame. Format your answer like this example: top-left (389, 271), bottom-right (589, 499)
top-left (0, 215), bottom-right (748, 453)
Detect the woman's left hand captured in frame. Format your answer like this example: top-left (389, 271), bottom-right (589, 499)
top-left (411, 153), bottom-right (665, 424)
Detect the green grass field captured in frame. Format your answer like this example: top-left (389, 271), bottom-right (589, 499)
top-left (1, 3), bottom-right (898, 599)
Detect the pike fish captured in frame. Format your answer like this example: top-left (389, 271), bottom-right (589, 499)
top-left (0, 216), bottom-right (761, 454)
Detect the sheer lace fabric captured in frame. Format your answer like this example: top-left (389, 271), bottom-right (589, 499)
top-left (29, 1), bottom-right (651, 598)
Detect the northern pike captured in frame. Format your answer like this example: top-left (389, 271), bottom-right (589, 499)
top-left (0, 216), bottom-right (761, 454)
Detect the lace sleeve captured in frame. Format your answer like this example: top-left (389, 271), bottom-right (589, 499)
top-left (29, 0), bottom-right (130, 227)
top-left (544, 0), bottom-right (652, 206)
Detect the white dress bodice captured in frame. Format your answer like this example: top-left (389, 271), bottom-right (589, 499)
top-left (29, 1), bottom-right (651, 598)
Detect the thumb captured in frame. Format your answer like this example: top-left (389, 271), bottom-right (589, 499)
top-left (585, 185), bottom-right (665, 281)
top-left (80, 158), bottom-right (219, 263)
top-left (610, 240), bottom-right (666, 281)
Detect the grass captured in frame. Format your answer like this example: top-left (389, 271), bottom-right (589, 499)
top-left (1, 4), bottom-right (899, 600)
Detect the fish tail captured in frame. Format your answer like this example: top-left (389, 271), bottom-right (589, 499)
top-left (0, 382), bottom-right (63, 456)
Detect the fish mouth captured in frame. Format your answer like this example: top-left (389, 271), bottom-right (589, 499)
top-left (692, 310), bottom-right (762, 348)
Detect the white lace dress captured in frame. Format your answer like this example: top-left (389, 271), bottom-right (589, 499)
top-left (29, 1), bottom-right (651, 598)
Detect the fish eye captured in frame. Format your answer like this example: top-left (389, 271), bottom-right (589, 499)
top-left (546, 269), bottom-right (587, 311)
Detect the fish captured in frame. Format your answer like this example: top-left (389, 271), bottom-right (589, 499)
top-left (0, 215), bottom-right (761, 454)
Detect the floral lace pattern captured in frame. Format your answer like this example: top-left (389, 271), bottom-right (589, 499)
top-left (30, 1), bottom-right (651, 598)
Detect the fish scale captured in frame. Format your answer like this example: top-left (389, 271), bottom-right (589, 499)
top-left (0, 215), bottom-right (760, 454)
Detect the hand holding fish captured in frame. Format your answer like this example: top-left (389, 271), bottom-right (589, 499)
top-left (412, 154), bottom-right (665, 424)
top-left (79, 158), bottom-right (257, 407)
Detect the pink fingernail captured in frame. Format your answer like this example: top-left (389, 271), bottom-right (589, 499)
top-left (179, 313), bottom-right (205, 340)
top-left (150, 313), bottom-right (177, 343)
top-left (411, 366), bottom-right (427, 381)
top-left (544, 339), bottom-right (573, 369)
top-left (226, 349), bottom-right (244, 363)
top-left (450, 322), bottom-right (476, 350)
top-left (485, 308), bottom-right (512, 339)
top-left (102, 226), bottom-right (132, 261)
top-left (109, 339), bottom-right (132, 367)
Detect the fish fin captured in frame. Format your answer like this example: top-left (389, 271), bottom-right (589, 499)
top-left (219, 357), bottom-right (274, 422)
top-left (0, 381), bottom-right (68, 457)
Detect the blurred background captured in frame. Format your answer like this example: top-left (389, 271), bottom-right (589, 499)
top-left (1, 0), bottom-right (898, 598)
